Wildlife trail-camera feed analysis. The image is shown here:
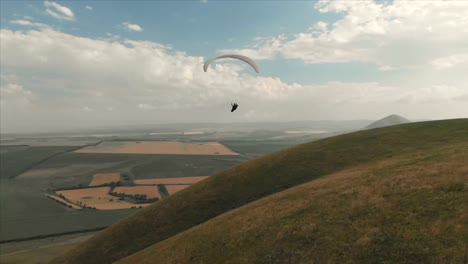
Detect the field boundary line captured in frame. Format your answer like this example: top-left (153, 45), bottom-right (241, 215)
top-left (0, 226), bottom-right (108, 244)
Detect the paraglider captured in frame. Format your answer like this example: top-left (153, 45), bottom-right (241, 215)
top-left (203, 54), bottom-right (259, 112)
top-left (231, 103), bottom-right (238, 112)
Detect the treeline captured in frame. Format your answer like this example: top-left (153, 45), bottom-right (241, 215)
top-left (46, 195), bottom-right (80, 209)
top-left (50, 181), bottom-right (122, 192)
top-left (108, 191), bottom-right (159, 204)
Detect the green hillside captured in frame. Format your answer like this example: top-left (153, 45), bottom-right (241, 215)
top-left (52, 119), bottom-right (468, 264)
top-left (119, 142), bottom-right (468, 264)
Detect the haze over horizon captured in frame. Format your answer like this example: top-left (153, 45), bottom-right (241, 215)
top-left (1, 0), bottom-right (467, 133)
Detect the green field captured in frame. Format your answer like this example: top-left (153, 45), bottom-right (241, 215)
top-left (51, 119), bottom-right (468, 264)
top-left (0, 145), bottom-right (247, 241)
top-left (0, 232), bottom-right (96, 264)
top-left (0, 146), bottom-right (76, 179)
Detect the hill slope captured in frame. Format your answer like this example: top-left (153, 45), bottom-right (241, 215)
top-left (120, 143), bottom-right (468, 264)
top-left (366, 114), bottom-right (410, 129)
top-left (52, 119), bottom-right (468, 264)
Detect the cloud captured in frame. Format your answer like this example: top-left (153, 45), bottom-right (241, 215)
top-left (85, 5), bottom-right (93, 11)
top-left (82, 106), bottom-right (93, 112)
top-left (1, 27), bottom-right (466, 133)
top-left (0, 28), bottom-right (302, 132)
top-left (138, 103), bottom-right (156, 110)
top-left (122, 22), bottom-right (143, 32)
top-left (378, 65), bottom-right (395, 72)
top-left (44, 1), bottom-right (74, 21)
top-left (218, 35), bottom-right (285, 60)
top-left (218, 0), bottom-right (468, 71)
top-left (431, 53), bottom-right (468, 70)
top-left (11, 19), bottom-right (33, 26)
top-left (10, 19), bottom-right (48, 29)
top-left (0, 82), bottom-right (35, 106)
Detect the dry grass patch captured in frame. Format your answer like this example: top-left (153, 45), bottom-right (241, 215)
top-left (165, 185), bottom-right (190, 195)
top-left (113, 186), bottom-right (160, 199)
top-left (134, 176), bottom-right (209, 185)
top-left (89, 173), bottom-right (121, 186)
top-left (75, 141), bottom-right (239, 155)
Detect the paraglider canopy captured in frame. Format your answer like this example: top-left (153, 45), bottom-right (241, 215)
top-left (203, 54), bottom-right (259, 73)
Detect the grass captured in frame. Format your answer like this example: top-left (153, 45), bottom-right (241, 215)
top-left (0, 146), bottom-right (75, 179)
top-left (0, 232), bottom-right (96, 264)
top-left (221, 140), bottom-right (307, 157)
top-left (118, 144), bottom-right (467, 264)
top-left (51, 119), bottom-right (468, 264)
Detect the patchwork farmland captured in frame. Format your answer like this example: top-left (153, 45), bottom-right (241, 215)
top-left (1, 136), bottom-right (302, 250)
top-left (50, 175), bottom-right (209, 210)
top-left (0, 140), bottom-right (250, 241)
top-left (55, 187), bottom-right (148, 210)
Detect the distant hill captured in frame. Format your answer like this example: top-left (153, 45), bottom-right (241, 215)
top-left (366, 114), bottom-right (410, 129)
top-left (52, 119), bottom-right (468, 264)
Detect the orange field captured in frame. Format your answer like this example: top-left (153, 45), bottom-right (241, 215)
top-left (89, 173), bottom-right (121, 186)
top-left (113, 186), bottom-right (161, 199)
top-left (46, 194), bottom-right (82, 209)
top-left (75, 141), bottom-right (239, 155)
top-left (165, 185), bottom-right (190, 195)
top-left (134, 176), bottom-right (209, 185)
top-left (56, 187), bottom-right (152, 210)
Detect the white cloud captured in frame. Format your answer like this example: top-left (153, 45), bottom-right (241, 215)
top-left (82, 106), bottom-right (93, 112)
top-left (0, 28), bottom-right (302, 132)
top-left (1, 27), bottom-right (466, 133)
top-left (0, 77), bottom-right (38, 132)
top-left (10, 19), bottom-right (48, 29)
top-left (219, 0), bottom-right (468, 71)
top-left (201, 0), bottom-right (208, 3)
top-left (0, 82), bottom-right (34, 106)
top-left (378, 65), bottom-right (395, 72)
top-left (218, 35), bottom-right (285, 60)
top-left (44, 1), bottom-right (74, 21)
top-left (138, 103), bottom-right (156, 110)
top-left (431, 53), bottom-right (468, 70)
top-left (11, 19), bottom-right (33, 26)
top-left (122, 22), bottom-right (143, 32)
top-left (85, 5), bottom-right (93, 11)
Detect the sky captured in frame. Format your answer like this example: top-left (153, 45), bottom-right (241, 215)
top-left (1, 0), bottom-right (467, 133)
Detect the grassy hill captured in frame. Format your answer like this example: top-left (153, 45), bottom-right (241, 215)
top-left (52, 119), bottom-right (468, 264)
top-left (119, 143), bottom-right (467, 264)
top-left (366, 114), bottom-right (410, 129)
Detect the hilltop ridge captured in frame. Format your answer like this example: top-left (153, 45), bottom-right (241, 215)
top-left (366, 114), bottom-right (410, 129)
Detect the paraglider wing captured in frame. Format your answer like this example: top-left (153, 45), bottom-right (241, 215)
top-left (203, 54), bottom-right (259, 73)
